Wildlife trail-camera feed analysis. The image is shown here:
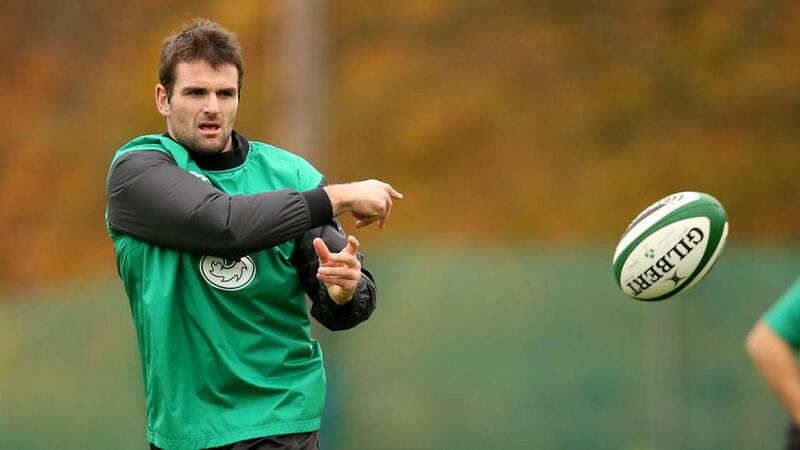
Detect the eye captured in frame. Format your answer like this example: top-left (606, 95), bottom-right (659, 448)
top-left (218, 90), bottom-right (236, 98)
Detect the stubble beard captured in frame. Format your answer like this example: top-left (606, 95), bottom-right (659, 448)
top-left (173, 122), bottom-right (233, 155)
top-left (188, 130), bottom-right (232, 155)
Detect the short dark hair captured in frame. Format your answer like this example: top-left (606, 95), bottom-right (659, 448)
top-left (158, 18), bottom-right (244, 98)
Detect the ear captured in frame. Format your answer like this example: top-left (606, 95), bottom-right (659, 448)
top-left (155, 84), bottom-right (171, 117)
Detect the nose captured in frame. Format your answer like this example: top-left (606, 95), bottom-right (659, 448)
top-left (203, 94), bottom-right (222, 115)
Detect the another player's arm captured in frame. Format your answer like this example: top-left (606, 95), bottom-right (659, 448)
top-left (746, 321), bottom-right (800, 424)
top-left (106, 151), bottom-right (401, 258)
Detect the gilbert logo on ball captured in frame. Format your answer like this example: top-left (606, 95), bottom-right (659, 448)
top-left (612, 192), bottom-right (729, 301)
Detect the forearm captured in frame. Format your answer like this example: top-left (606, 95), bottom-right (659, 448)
top-left (747, 321), bottom-right (800, 421)
top-left (291, 219), bottom-right (377, 330)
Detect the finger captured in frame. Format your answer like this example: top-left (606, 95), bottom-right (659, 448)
top-left (386, 184), bottom-right (403, 199)
top-left (316, 271), bottom-right (357, 281)
top-left (316, 274), bottom-right (359, 289)
top-left (313, 238), bottom-right (332, 263)
top-left (317, 275), bottom-right (358, 287)
top-left (317, 266), bottom-right (361, 279)
top-left (355, 216), bottom-right (378, 229)
top-left (344, 235), bottom-right (359, 255)
top-left (326, 248), bottom-right (360, 264)
top-left (326, 255), bottom-right (361, 272)
top-left (318, 259), bottom-right (342, 268)
top-left (354, 211), bottom-right (379, 221)
top-left (380, 198), bottom-right (392, 230)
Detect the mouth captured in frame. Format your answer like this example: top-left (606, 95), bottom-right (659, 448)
top-left (198, 122), bottom-right (222, 137)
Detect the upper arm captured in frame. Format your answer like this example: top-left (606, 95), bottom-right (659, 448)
top-left (107, 150), bottom-right (236, 254)
top-left (107, 150), bottom-right (225, 240)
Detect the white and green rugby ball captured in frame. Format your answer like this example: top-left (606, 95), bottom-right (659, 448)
top-left (612, 191), bottom-right (729, 301)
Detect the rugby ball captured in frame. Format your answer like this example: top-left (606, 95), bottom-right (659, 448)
top-left (612, 191), bottom-right (728, 301)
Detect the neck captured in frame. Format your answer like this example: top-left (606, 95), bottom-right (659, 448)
top-left (220, 135), bottom-right (234, 153)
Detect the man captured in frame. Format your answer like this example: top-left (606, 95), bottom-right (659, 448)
top-left (105, 18), bottom-right (402, 450)
top-left (746, 279), bottom-right (800, 449)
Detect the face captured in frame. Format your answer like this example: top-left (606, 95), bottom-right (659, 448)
top-left (156, 60), bottom-right (239, 154)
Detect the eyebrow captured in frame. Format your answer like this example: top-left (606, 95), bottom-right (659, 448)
top-left (180, 86), bottom-right (238, 94)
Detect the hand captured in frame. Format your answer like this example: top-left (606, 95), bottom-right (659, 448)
top-left (324, 180), bottom-right (403, 229)
top-left (313, 235), bottom-right (362, 305)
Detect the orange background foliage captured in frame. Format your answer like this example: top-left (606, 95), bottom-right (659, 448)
top-left (3, 0), bottom-right (800, 288)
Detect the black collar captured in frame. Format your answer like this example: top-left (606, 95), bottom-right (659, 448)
top-left (164, 131), bottom-right (250, 171)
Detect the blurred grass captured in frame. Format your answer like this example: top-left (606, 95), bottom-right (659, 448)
top-left (0, 280), bottom-right (145, 449)
top-left (0, 245), bottom-right (797, 449)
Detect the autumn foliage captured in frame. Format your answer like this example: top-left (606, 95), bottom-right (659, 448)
top-left (3, 0), bottom-right (800, 288)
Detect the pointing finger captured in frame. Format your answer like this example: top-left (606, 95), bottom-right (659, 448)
top-left (387, 185), bottom-right (403, 199)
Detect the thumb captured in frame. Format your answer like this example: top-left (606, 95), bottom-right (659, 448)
top-left (344, 235), bottom-right (360, 255)
top-left (313, 238), bottom-right (332, 263)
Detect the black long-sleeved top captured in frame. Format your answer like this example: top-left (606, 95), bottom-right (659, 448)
top-left (106, 132), bottom-right (376, 331)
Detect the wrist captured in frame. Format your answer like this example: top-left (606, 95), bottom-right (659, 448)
top-left (330, 292), bottom-right (355, 306)
top-left (323, 185), bottom-right (350, 216)
top-left (321, 283), bottom-right (355, 306)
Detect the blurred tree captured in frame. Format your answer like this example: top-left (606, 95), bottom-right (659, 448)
top-left (2, 0), bottom-right (800, 288)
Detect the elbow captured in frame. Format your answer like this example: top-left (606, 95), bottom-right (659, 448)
top-left (322, 321), bottom-right (357, 332)
top-left (321, 302), bottom-right (375, 332)
top-left (201, 228), bottom-right (255, 260)
top-left (224, 230), bottom-right (252, 257)
top-left (213, 219), bottom-right (293, 258)
top-left (745, 322), bottom-right (781, 360)
top-left (212, 217), bottom-right (287, 259)
top-left (745, 328), bottom-right (761, 358)
top-left (323, 306), bottom-right (375, 332)
top-left (312, 289), bottom-right (377, 332)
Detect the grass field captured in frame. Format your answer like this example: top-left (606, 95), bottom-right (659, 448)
top-left (0, 244), bottom-right (796, 449)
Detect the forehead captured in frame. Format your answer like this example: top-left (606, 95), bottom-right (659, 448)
top-left (173, 60), bottom-right (238, 88)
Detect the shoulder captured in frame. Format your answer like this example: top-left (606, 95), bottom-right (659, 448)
top-left (107, 135), bottom-right (180, 187)
top-left (111, 150), bottom-right (175, 172)
top-left (111, 134), bottom-right (175, 166)
top-left (248, 140), bottom-right (323, 184)
top-left (107, 150), bottom-right (178, 194)
top-left (248, 140), bottom-right (314, 167)
top-left (117, 134), bottom-right (173, 154)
